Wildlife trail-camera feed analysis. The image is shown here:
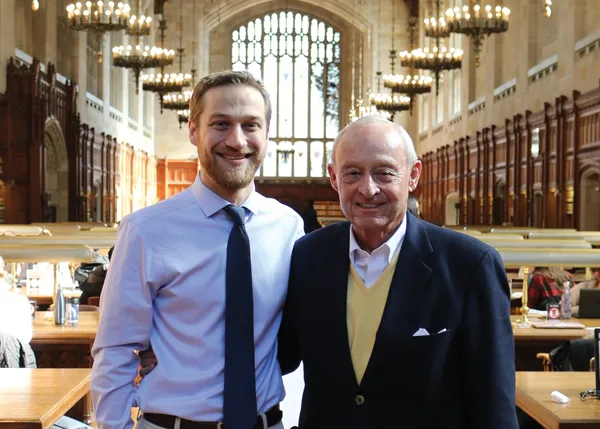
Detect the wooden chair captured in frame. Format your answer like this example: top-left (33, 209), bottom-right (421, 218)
top-left (536, 353), bottom-right (553, 371)
top-left (536, 352), bottom-right (596, 371)
top-left (87, 296), bottom-right (100, 307)
top-left (79, 304), bottom-right (99, 311)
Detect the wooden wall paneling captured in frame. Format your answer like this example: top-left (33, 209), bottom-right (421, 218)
top-left (442, 146), bottom-right (447, 202)
top-left (453, 142), bottom-right (459, 197)
top-left (476, 131), bottom-right (483, 224)
top-left (473, 134), bottom-right (481, 224)
top-left (543, 102), bottom-right (553, 227)
top-left (504, 119), bottom-right (512, 224)
top-left (440, 147), bottom-right (445, 224)
top-left (464, 136), bottom-right (472, 224)
top-left (438, 148), bottom-right (442, 223)
top-left (111, 138), bottom-right (118, 222)
top-left (481, 127), bottom-right (494, 225)
top-left (422, 152), bottom-right (429, 219)
top-left (427, 151), bottom-right (433, 219)
top-left (4, 59), bottom-right (34, 223)
top-left (560, 95), bottom-right (573, 228)
top-left (438, 149), bottom-right (443, 224)
top-left (100, 133), bottom-right (106, 222)
top-left (432, 150), bottom-right (436, 222)
top-left (156, 159), bottom-right (166, 201)
top-left (524, 111), bottom-right (533, 227)
top-left (424, 152), bottom-right (431, 219)
top-left (254, 181), bottom-right (339, 206)
top-left (419, 153), bottom-right (425, 212)
top-left (0, 94), bottom-right (7, 223)
top-left (128, 145), bottom-right (133, 215)
top-left (419, 86), bottom-right (600, 228)
top-left (513, 114), bottom-right (520, 225)
top-left (457, 140), bottom-right (464, 225)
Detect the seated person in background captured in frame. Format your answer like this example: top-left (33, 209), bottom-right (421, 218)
top-left (528, 266), bottom-right (572, 311)
top-left (0, 257), bottom-right (32, 344)
top-left (407, 194), bottom-right (422, 218)
top-left (571, 269), bottom-right (600, 317)
top-left (79, 246), bottom-right (113, 305)
top-left (301, 200), bottom-right (323, 233)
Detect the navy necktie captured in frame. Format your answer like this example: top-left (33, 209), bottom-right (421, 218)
top-left (222, 204), bottom-right (257, 429)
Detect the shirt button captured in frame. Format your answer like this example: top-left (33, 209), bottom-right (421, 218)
top-left (355, 394), bottom-right (365, 405)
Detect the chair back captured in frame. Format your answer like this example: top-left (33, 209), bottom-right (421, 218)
top-left (541, 338), bottom-right (595, 372)
top-left (87, 296), bottom-right (100, 307)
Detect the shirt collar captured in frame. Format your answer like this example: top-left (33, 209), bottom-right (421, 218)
top-left (349, 214), bottom-right (408, 262)
top-left (190, 173), bottom-right (262, 218)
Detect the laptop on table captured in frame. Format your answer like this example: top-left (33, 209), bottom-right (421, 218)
top-left (578, 289), bottom-right (600, 318)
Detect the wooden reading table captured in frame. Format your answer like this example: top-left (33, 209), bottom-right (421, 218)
top-left (0, 368), bottom-right (91, 428)
top-left (512, 316), bottom-right (599, 371)
top-left (517, 372), bottom-right (600, 428)
top-left (31, 311), bottom-right (98, 368)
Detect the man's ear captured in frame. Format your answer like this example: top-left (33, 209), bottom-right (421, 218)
top-left (188, 119), bottom-right (198, 147)
top-left (408, 160), bottom-right (422, 192)
top-left (327, 164), bottom-right (339, 193)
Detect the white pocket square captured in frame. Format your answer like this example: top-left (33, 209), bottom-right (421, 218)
top-left (412, 328), bottom-right (448, 337)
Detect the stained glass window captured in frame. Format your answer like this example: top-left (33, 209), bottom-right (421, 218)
top-left (232, 12), bottom-right (341, 178)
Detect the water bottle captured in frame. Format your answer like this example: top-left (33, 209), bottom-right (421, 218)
top-left (66, 297), bottom-right (79, 326)
top-left (561, 282), bottom-right (572, 319)
top-left (54, 283), bottom-right (66, 325)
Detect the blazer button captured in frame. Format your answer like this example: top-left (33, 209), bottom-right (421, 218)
top-left (355, 394), bottom-right (365, 405)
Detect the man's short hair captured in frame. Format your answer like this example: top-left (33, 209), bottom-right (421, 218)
top-left (189, 70), bottom-right (272, 127)
top-left (331, 116), bottom-right (419, 167)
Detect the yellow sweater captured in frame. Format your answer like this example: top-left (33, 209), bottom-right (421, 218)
top-left (347, 254), bottom-right (399, 384)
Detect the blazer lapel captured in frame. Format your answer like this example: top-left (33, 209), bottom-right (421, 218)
top-left (360, 214), bottom-right (433, 388)
top-left (327, 222), bottom-right (359, 389)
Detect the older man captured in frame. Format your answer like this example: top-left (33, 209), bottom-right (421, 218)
top-left (278, 116), bottom-right (518, 428)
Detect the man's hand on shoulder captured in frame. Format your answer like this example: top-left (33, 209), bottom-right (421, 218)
top-left (138, 345), bottom-right (158, 378)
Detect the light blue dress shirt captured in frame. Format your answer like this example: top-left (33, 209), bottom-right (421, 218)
top-left (91, 174), bottom-right (304, 429)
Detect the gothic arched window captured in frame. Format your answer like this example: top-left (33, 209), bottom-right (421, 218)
top-left (232, 11), bottom-right (341, 178)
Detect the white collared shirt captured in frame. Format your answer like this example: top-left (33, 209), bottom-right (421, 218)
top-left (349, 216), bottom-right (407, 288)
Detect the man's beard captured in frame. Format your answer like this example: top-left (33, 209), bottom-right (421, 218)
top-left (201, 152), bottom-right (264, 190)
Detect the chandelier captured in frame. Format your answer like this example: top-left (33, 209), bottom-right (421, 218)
top-left (142, 73), bottom-right (192, 93)
top-left (369, 93), bottom-right (410, 121)
top-left (399, 46), bottom-right (462, 94)
top-left (126, 14), bottom-right (152, 36)
top-left (382, 74), bottom-right (433, 95)
top-left (424, 17), bottom-right (450, 39)
top-left (66, 1), bottom-right (130, 31)
top-left (350, 98), bottom-right (391, 122)
top-left (142, 72), bottom-right (193, 112)
top-left (112, 45), bottom-right (175, 92)
top-left (177, 110), bottom-right (190, 126)
top-left (163, 90), bottom-right (193, 111)
top-left (445, 2), bottom-right (510, 67)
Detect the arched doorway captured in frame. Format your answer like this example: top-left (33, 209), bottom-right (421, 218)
top-left (44, 119), bottom-right (69, 222)
top-left (444, 191), bottom-right (460, 226)
top-left (579, 168), bottom-right (600, 231)
top-left (492, 180), bottom-right (505, 225)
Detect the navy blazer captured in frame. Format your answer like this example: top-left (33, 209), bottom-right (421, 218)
top-left (278, 213), bottom-right (518, 429)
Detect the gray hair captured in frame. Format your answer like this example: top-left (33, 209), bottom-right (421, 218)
top-left (330, 116), bottom-right (419, 167)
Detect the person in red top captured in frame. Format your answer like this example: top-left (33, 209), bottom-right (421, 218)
top-left (528, 266), bottom-right (572, 311)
